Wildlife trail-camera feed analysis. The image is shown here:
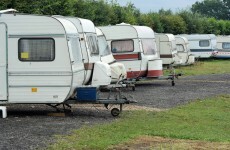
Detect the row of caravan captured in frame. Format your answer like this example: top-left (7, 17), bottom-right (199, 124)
top-left (175, 34), bottom-right (230, 59)
top-left (0, 11), bottom-right (227, 106)
top-left (0, 12), bottom-right (167, 105)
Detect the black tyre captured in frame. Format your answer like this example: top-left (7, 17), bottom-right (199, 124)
top-left (111, 108), bottom-right (120, 117)
top-left (132, 86), bottom-right (135, 91)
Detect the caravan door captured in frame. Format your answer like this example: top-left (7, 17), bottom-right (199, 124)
top-left (0, 23), bottom-right (8, 100)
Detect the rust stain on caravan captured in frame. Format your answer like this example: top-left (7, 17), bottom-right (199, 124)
top-left (84, 63), bottom-right (94, 70)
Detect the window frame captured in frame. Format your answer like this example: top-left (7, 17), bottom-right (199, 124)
top-left (141, 38), bottom-right (157, 55)
top-left (86, 34), bottom-right (99, 56)
top-left (222, 42), bottom-right (230, 49)
top-left (176, 44), bottom-right (185, 52)
top-left (111, 39), bottom-right (134, 53)
top-left (18, 38), bottom-right (55, 62)
top-left (98, 35), bottom-right (111, 57)
top-left (199, 40), bottom-right (210, 47)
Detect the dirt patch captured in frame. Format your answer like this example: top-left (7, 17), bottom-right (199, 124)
top-left (70, 104), bottom-right (167, 112)
top-left (109, 136), bottom-right (230, 150)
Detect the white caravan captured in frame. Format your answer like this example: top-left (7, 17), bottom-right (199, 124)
top-left (215, 36), bottom-right (230, 58)
top-left (0, 13), bottom-right (111, 104)
top-left (58, 16), bottom-right (127, 84)
top-left (54, 16), bottom-right (102, 85)
top-left (99, 24), bottom-right (163, 79)
top-left (155, 34), bottom-right (182, 66)
top-left (175, 36), bottom-right (195, 65)
top-left (96, 27), bottom-right (127, 83)
top-left (180, 34), bottom-right (217, 58)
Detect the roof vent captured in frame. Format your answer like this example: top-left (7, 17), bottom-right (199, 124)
top-left (116, 22), bottom-right (130, 26)
top-left (0, 9), bottom-right (18, 14)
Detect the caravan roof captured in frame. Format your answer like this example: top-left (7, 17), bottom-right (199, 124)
top-left (175, 36), bottom-right (189, 45)
top-left (54, 17), bottom-right (79, 35)
top-left (99, 23), bottom-right (155, 40)
top-left (64, 17), bottom-right (96, 33)
top-left (1, 14), bottom-right (66, 35)
top-left (180, 34), bottom-right (216, 41)
top-left (155, 33), bottom-right (175, 41)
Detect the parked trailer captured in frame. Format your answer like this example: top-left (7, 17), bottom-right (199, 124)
top-left (155, 33), bottom-right (182, 66)
top-left (215, 36), bottom-right (230, 58)
top-left (58, 16), bottom-right (127, 85)
top-left (179, 34), bottom-right (217, 58)
top-left (96, 27), bottom-right (127, 83)
top-left (0, 12), bottom-right (134, 116)
top-left (175, 36), bottom-right (195, 65)
top-left (98, 23), bottom-right (163, 80)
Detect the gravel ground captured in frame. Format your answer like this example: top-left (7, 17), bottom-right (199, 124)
top-left (0, 74), bottom-right (230, 150)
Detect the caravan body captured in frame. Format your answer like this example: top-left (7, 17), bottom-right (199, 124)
top-left (181, 34), bottom-right (217, 58)
top-left (57, 16), bottom-right (111, 85)
top-left (175, 36), bottom-right (195, 65)
top-left (96, 27), bottom-right (127, 83)
top-left (155, 34), bottom-right (182, 65)
top-left (0, 13), bottom-right (111, 104)
top-left (99, 24), bottom-right (163, 79)
top-left (215, 36), bottom-right (230, 58)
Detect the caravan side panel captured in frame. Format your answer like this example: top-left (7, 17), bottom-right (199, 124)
top-left (1, 14), bottom-right (73, 103)
top-left (0, 23), bottom-right (8, 100)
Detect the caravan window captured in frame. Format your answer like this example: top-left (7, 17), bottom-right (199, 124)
top-left (98, 35), bottom-right (111, 56)
top-left (86, 34), bottom-right (99, 55)
top-left (222, 42), bottom-right (230, 49)
top-left (199, 40), bottom-right (210, 47)
top-left (111, 40), bottom-right (134, 53)
top-left (176, 44), bottom-right (185, 52)
top-left (141, 39), bottom-right (156, 55)
top-left (18, 38), bottom-right (55, 61)
top-left (69, 35), bottom-right (82, 62)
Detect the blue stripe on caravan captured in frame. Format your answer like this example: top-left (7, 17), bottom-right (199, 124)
top-left (190, 49), bottom-right (213, 52)
top-left (215, 56), bottom-right (230, 58)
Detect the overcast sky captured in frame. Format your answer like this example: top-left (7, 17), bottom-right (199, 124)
top-left (116, 0), bottom-right (203, 13)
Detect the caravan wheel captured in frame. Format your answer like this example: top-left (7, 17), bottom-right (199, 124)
top-left (111, 108), bottom-right (120, 117)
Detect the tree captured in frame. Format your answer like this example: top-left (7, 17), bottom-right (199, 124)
top-left (191, 0), bottom-right (229, 20)
top-left (178, 10), bottom-right (205, 34)
top-left (202, 17), bottom-right (221, 35)
top-left (139, 13), bottom-right (164, 33)
top-left (160, 15), bottom-right (187, 34)
top-left (0, 0), bottom-right (73, 15)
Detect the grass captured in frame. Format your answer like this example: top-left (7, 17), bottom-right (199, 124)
top-left (48, 95), bottom-right (230, 150)
top-left (164, 59), bottom-right (230, 76)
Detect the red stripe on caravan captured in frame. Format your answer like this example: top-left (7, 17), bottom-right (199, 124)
top-left (160, 54), bottom-right (173, 58)
top-left (147, 70), bottom-right (163, 78)
top-left (113, 54), bottom-right (139, 60)
top-left (127, 71), bottom-right (147, 79)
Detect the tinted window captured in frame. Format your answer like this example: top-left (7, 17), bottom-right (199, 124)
top-left (199, 40), bottom-right (210, 47)
top-left (87, 34), bottom-right (99, 55)
top-left (222, 42), bottom-right (230, 49)
top-left (111, 40), bottom-right (134, 53)
top-left (19, 38), bottom-right (55, 61)
top-left (98, 35), bottom-right (111, 56)
top-left (142, 39), bottom-right (156, 55)
top-left (176, 44), bottom-right (185, 52)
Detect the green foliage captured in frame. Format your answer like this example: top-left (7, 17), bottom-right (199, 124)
top-left (173, 59), bottom-right (230, 76)
top-left (139, 13), bottom-right (164, 33)
top-left (178, 11), bottom-right (205, 34)
top-left (160, 15), bottom-right (186, 34)
top-left (1, 0), bottom-right (230, 35)
top-left (48, 96), bottom-right (230, 149)
top-left (203, 18), bottom-right (221, 35)
top-left (191, 0), bottom-right (229, 20)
